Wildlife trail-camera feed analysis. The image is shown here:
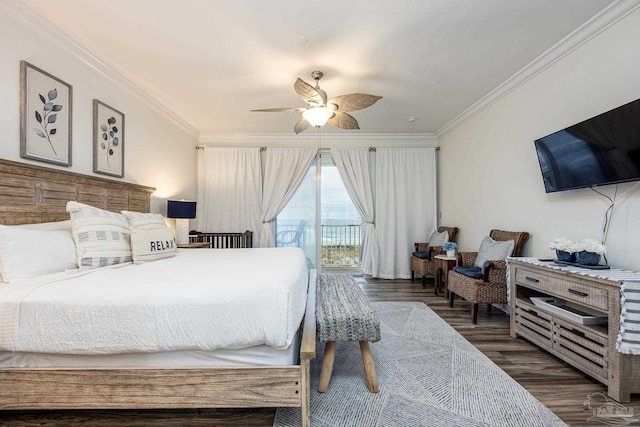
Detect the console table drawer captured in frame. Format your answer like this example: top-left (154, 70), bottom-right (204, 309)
top-left (553, 283), bottom-right (608, 311)
top-left (515, 267), bottom-right (608, 311)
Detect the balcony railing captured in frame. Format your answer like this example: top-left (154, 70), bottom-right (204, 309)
top-left (276, 222), bottom-right (361, 267)
top-left (321, 224), bottom-right (361, 267)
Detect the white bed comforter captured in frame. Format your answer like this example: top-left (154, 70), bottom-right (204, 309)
top-left (0, 247), bottom-right (308, 354)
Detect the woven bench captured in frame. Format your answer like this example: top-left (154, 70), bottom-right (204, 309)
top-left (316, 274), bottom-right (381, 393)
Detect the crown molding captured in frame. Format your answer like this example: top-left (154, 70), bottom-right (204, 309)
top-left (198, 132), bottom-right (438, 146)
top-left (1, 0), bottom-right (199, 138)
top-left (436, 0), bottom-right (640, 138)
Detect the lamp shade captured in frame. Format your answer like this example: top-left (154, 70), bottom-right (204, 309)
top-left (167, 200), bottom-right (197, 219)
top-left (302, 107), bottom-right (333, 127)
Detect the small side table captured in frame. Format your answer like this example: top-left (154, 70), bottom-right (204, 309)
top-left (434, 254), bottom-right (457, 297)
top-left (177, 242), bottom-right (211, 249)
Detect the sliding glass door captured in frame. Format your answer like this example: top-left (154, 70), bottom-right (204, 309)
top-left (276, 158), bottom-right (317, 269)
top-left (276, 151), bottom-right (361, 273)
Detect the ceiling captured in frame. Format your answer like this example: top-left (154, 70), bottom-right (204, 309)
top-left (17, 0), bottom-right (616, 135)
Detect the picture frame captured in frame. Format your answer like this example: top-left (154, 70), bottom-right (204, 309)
top-left (20, 61), bottom-right (73, 166)
top-left (93, 99), bottom-right (125, 178)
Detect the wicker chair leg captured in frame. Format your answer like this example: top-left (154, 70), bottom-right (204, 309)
top-left (422, 275), bottom-right (427, 289)
top-left (472, 304), bottom-right (479, 324)
top-left (411, 270), bottom-right (415, 281)
top-left (487, 304), bottom-right (492, 311)
top-left (449, 291), bottom-right (454, 307)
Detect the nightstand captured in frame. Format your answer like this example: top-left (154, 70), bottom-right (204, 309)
top-left (177, 242), bottom-right (210, 249)
top-left (434, 254), bottom-right (457, 297)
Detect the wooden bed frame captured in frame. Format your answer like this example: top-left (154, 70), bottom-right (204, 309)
top-left (0, 159), bottom-right (315, 427)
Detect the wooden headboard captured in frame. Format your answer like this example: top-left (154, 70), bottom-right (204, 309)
top-left (0, 159), bottom-right (155, 225)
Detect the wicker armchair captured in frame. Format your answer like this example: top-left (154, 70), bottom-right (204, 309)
top-left (410, 226), bottom-right (459, 290)
top-left (447, 229), bottom-right (529, 323)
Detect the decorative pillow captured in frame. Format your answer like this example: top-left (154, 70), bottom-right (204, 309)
top-left (66, 201), bottom-right (132, 269)
top-left (453, 266), bottom-right (483, 279)
top-left (130, 227), bottom-right (176, 264)
top-left (412, 251), bottom-right (430, 260)
top-left (121, 211), bottom-right (166, 230)
top-left (474, 236), bottom-right (515, 268)
top-left (15, 220), bottom-right (72, 231)
top-left (0, 225), bottom-right (78, 281)
top-left (428, 230), bottom-right (449, 247)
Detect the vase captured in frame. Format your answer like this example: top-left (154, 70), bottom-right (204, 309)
top-left (576, 251), bottom-right (600, 266)
top-left (446, 250), bottom-right (455, 257)
top-left (556, 250), bottom-right (576, 263)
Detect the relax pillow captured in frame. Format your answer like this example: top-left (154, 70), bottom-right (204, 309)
top-left (474, 236), bottom-right (515, 268)
top-left (0, 225), bottom-right (78, 281)
top-left (130, 227), bottom-right (176, 263)
top-left (428, 230), bottom-right (449, 247)
top-left (66, 201), bottom-right (132, 269)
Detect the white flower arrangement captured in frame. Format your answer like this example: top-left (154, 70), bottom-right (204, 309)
top-left (549, 237), bottom-right (573, 252)
top-left (573, 238), bottom-right (607, 255)
top-left (549, 237), bottom-right (607, 254)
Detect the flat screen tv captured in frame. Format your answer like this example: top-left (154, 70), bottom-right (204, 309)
top-left (534, 97), bottom-right (640, 193)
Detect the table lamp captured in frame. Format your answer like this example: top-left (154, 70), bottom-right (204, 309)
top-left (167, 199), bottom-right (196, 246)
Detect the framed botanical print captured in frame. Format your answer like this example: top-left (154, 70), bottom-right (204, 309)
top-left (93, 99), bottom-right (125, 178)
top-left (20, 61), bottom-right (73, 166)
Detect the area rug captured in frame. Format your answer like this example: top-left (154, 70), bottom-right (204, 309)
top-left (274, 301), bottom-right (566, 427)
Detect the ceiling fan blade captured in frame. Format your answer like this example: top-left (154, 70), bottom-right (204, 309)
top-left (294, 78), bottom-right (326, 107)
top-left (250, 107), bottom-right (306, 112)
top-left (327, 111), bottom-right (360, 130)
top-left (328, 94), bottom-right (382, 112)
top-left (294, 117), bottom-right (311, 134)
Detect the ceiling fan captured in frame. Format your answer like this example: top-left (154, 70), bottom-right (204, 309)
top-left (251, 71), bottom-right (382, 134)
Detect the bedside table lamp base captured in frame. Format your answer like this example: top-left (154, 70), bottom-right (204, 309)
top-left (175, 218), bottom-right (189, 246)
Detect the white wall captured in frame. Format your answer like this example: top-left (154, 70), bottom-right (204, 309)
top-left (439, 9), bottom-right (640, 271)
top-left (0, 9), bottom-right (198, 215)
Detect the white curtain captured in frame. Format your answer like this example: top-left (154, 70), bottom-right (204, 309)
top-left (260, 148), bottom-right (317, 247)
top-left (375, 148), bottom-right (437, 279)
top-left (201, 147), bottom-right (262, 235)
top-left (332, 148), bottom-right (379, 276)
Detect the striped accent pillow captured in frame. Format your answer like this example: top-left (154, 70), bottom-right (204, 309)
top-left (66, 201), bottom-right (132, 269)
top-left (130, 227), bottom-right (176, 263)
top-left (121, 211), bottom-right (167, 230)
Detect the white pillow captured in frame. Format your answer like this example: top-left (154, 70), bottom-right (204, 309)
top-left (0, 225), bottom-right (78, 281)
top-left (121, 211), bottom-right (166, 230)
top-left (130, 227), bottom-right (176, 264)
top-left (474, 236), bottom-right (515, 268)
top-left (66, 201), bottom-right (132, 269)
top-left (14, 220), bottom-right (72, 231)
top-left (428, 230), bottom-right (449, 247)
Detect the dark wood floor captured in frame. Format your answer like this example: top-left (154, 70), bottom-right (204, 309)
top-left (2, 276), bottom-right (638, 426)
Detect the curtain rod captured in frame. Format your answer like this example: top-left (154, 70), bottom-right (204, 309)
top-left (195, 145), bottom-right (439, 151)
top-left (195, 146), bottom-right (267, 150)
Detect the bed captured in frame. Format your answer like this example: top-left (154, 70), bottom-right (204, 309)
top-left (0, 159), bottom-right (315, 427)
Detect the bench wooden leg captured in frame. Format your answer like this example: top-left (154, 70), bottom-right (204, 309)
top-left (317, 341), bottom-right (336, 393)
top-left (359, 341), bottom-right (379, 393)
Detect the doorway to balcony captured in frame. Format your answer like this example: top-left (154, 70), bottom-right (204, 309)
top-left (276, 151), bottom-right (361, 274)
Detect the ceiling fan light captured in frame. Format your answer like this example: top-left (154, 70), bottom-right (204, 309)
top-left (302, 107), bottom-right (333, 127)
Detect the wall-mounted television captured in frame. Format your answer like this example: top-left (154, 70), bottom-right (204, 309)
top-left (534, 97), bottom-right (640, 193)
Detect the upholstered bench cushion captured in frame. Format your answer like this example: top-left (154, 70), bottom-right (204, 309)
top-left (453, 266), bottom-right (483, 279)
top-left (316, 274), bottom-right (381, 343)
